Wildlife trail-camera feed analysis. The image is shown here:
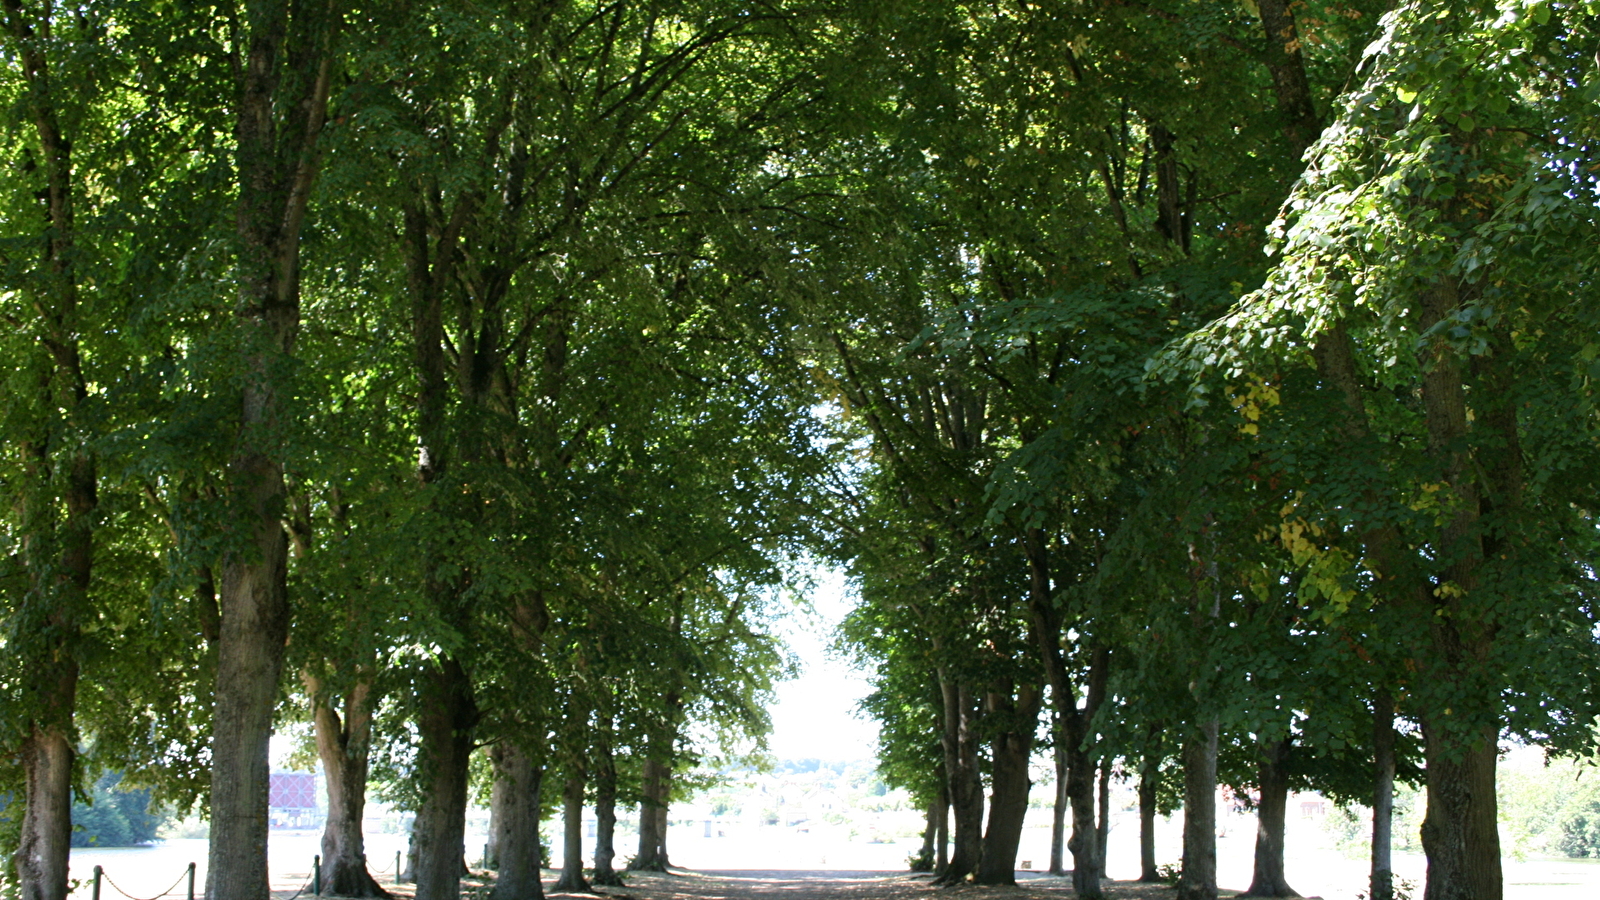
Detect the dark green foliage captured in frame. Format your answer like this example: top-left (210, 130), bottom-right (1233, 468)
top-left (69, 772), bottom-right (168, 849)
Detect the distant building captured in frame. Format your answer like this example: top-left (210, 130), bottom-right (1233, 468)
top-left (269, 772), bottom-right (321, 829)
top-left (1298, 798), bottom-right (1328, 818)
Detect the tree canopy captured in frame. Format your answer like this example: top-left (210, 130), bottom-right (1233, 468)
top-left (1, 3), bottom-right (1596, 900)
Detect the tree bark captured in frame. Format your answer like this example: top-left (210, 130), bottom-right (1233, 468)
top-left (1096, 760), bottom-right (1111, 879)
top-left (1176, 718), bottom-right (1219, 900)
top-left (209, 6), bottom-right (335, 900)
top-left (1139, 762), bottom-right (1159, 882)
top-left (1372, 692), bottom-right (1396, 900)
top-left (1414, 279), bottom-right (1504, 900)
top-left (1, 7), bottom-right (96, 900)
top-left (1049, 724), bottom-right (1068, 876)
top-left (16, 727), bottom-right (74, 900)
top-left (1061, 651), bottom-right (1110, 899)
top-left (974, 685), bottom-right (1042, 885)
top-left (914, 795), bottom-right (938, 872)
top-left (486, 748), bottom-right (506, 871)
top-left (1420, 721), bottom-right (1501, 900)
top-left (1025, 529), bottom-right (1109, 899)
top-left (311, 678), bottom-right (390, 898)
top-left (412, 659), bottom-right (478, 900)
top-left (554, 771), bottom-right (591, 892)
top-left (489, 745), bottom-right (545, 900)
top-left (629, 756), bottom-right (672, 871)
top-left (935, 782), bottom-right (949, 874)
top-left (934, 673), bottom-right (984, 884)
top-left (13, 447), bottom-right (90, 900)
top-left (1254, 0), bottom-right (1322, 153)
top-left (591, 731), bottom-right (623, 886)
top-left (1245, 737), bottom-right (1298, 897)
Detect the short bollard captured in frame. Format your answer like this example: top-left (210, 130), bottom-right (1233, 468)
top-left (92, 866), bottom-right (103, 900)
top-left (395, 851), bottom-right (402, 885)
top-left (313, 855), bottom-right (322, 897)
top-left (187, 862), bottom-right (196, 900)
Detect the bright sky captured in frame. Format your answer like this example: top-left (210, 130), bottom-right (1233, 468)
top-left (765, 566), bottom-right (880, 761)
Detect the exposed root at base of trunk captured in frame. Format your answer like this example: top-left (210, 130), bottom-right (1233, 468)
top-left (322, 862), bottom-right (394, 899)
top-left (590, 869), bottom-right (626, 887)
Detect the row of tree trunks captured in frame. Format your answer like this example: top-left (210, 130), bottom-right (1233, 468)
top-left (973, 685), bottom-right (1043, 884)
top-left (1256, 0), bottom-right (1507, 896)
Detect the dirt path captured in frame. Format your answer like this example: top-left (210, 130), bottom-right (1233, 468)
top-left (300, 867), bottom-right (1269, 900)
top-left (539, 869), bottom-right (1236, 900)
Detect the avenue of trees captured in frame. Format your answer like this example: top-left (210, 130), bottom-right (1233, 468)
top-left (0, 4), bottom-right (1596, 900)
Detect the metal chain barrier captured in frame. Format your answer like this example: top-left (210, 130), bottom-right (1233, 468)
top-left (97, 865), bottom-right (191, 900)
top-left (278, 874), bottom-right (316, 900)
top-left (89, 859), bottom-right (321, 900)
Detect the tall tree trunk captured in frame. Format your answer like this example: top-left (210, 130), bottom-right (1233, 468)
top-left (15, 727), bottom-right (74, 900)
top-left (935, 674), bottom-right (984, 885)
top-left (13, 453), bottom-right (90, 900)
top-left (209, 6), bottom-right (334, 900)
top-left (935, 782), bottom-right (949, 874)
top-left (412, 660), bottom-right (478, 900)
top-left (1176, 718), bottom-right (1220, 900)
top-left (1372, 693), bottom-right (1396, 900)
top-left (489, 745), bottom-right (544, 900)
top-left (1064, 724), bottom-right (1101, 897)
top-left (591, 732), bottom-right (623, 886)
top-left (1414, 279), bottom-right (1504, 900)
top-left (486, 748), bottom-right (506, 871)
top-left (554, 771), bottom-right (591, 892)
top-left (1096, 760), bottom-right (1111, 879)
top-left (402, 827), bottom-right (417, 883)
top-left (1139, 761), bottom-right (1159, 882)
top-left (1246, 737), bottom-right (1297, 897)
top-left (311, 678), bottom-right (390, 898)
top-left (629, 756), bottom-right (671, 871)
top-left (914, 796), bottom-right (938, 872)
top-left (653, 766), bottom-right (672, 867)
top-left (974, 685), bottom-right (1042, 885)
top-left (1025, 530), bottom-right (1110, 899)
top-left (1049, 723), bottom-right (1068, 876)
top-left (1, 8), bottom-right (95, 899)
top-left (1420, 721), bottom-right (1501, 900)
